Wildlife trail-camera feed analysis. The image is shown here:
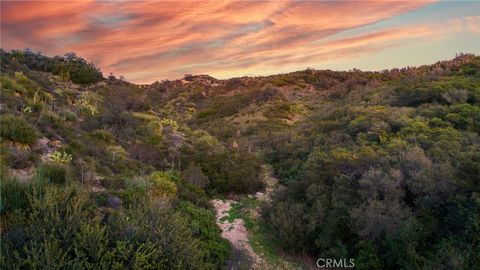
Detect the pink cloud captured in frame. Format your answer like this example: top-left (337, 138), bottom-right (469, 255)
top-left (3, 0), bottom-right (473, 83)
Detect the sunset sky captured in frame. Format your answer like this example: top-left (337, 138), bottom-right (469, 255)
top-left (1, 0), bottom-right (479, 84)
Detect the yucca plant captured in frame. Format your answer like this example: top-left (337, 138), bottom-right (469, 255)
top-left (49, 150), bottom-right (72, 164)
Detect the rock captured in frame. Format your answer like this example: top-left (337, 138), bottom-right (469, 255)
top-left (107, 196), bottom-right (122, 209)
top-left (37, 137), bottom-right (49, 147)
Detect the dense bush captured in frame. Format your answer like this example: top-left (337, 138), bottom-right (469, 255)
top-left (261, 56), bottom-right (480, 269)
top-left (149, 171), bottom-right (178, 198)
top-left (181, 133), bottom-right (264, 194)
top-left (0, 183), bottom-right (216, 269)
top-left (178, 201), bottom-right (231, 269)
top-left (182, 162), bottom-right (209, 188)
top-left (10, 50), bottom-right (104, 85)
top-left (1, 170), bottom-right (232, 269)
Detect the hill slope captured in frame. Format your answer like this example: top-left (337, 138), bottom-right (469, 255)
top-left (1, 49), bottom-right (479, 269)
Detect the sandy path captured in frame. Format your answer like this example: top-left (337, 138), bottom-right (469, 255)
top-left (211, 166), bottom-right (287, 269)
top-left (211, 199), bottom-right (262, 267)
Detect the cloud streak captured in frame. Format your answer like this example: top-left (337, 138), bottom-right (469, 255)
top-left (1, 0), bottom-right (478, 83)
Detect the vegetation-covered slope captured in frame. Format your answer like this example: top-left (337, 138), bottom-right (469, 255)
top-left (1, 49), bottom-right (479, 269)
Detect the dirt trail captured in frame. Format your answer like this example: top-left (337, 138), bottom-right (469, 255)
top-left (253, 168), bottom-right (278, 202)
top-left (211, 199), bottom-right (262, 267)
top-left (211, 166), bottom-right (281, 269)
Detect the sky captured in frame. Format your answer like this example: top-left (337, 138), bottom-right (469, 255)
top-left (1, 1), bottom-right (479, 84)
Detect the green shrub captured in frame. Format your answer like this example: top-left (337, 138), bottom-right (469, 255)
top-left (1, 179), bottom-right (228, 269)
top-left (124, 175), bottom-right (152, 191)
top-left (0, 75), bottom-right (27, 94)
top-left (178, 201), bottom-right (231, 269)
top-left (39, 111), bottom-right (63, 129)
top-left (17, 51), bottom-right (103, 85)
top-left (121, 176), bottom-right (152, 204)
top-left (182, 162), bottom-right (209, 188)
top-left (90, 129), bottom-right (114, 144)
top-left (62, 110), bottom-right (78, 122)
top-left (35, 163), bottom-right (67, 185)
top-left (149, 171), bottom-right (178, 198)
top-left (264, 100), bottom-right (300, 120)
top-left (1, 184), bottom-right (92, 268)
top-left (262, 200), bottom-right (312, 251)
top-left (182, 137), bottom-right (263, 194)
top-left (355, 240), bottom-right (383, 270)
top-left (0, 115), bottom-right (37, 145)
top-left (105, 198), bottom-right (206, 269)
top-left (94, 192), bottom-right (109, 207)
top-left (0, 75), bottom-right (15, 90)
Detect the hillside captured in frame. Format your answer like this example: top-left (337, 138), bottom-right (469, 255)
top-left (1, 49), bottom-right (479, 269)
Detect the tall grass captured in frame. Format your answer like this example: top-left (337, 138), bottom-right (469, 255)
top-left (0, 114), bottom-right (37, 145)
top-left (35, 163), bottom-right (67, 185)
top-left (0, 176), bottom-right (30, 214)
